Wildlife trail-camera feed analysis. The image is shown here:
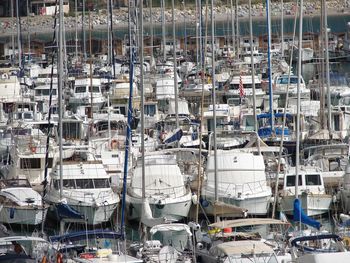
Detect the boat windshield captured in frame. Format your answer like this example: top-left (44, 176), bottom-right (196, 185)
top-left (53, 178), bottom-right (111, 189)
top-left (152, 230), bottom-right (190, 252)
top-left (277, 76), bottom-right (301, 85)
top-left (225, 253), bottom-right (278, 263)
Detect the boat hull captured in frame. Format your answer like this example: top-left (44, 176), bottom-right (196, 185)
top-left (202, 193), bottom-right (272, 216)
top-left (49, 202), bottom-right (118, 225)
top-left (278, 193), bottom-right (332, 216)
top-left (0, 206), bottom-right (47, 225)
top-left (125, 194), bottom-right (192, 221)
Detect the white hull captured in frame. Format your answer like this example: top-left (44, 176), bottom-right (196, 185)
top-left (278, 193), bottom-right (332, 216)
top-left (125, 194), bottom-right (192, 221)
top-left (68, 203), bottom-right (117, 225)
top-left (202, 192), bottom-right (271, 216)
top-left (46, 192), bottom-right (118, 225)
top-left (0, 206), bottom-right (47, 225)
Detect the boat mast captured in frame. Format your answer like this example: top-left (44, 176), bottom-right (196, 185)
top-left (230, 0), bottom-right (235, 56)
top-left (75, 0), bottom-right (78, 59)
top-left (58, 0), bottom-right (64, 205)
top-left (26, 0), bottom-right (31, 59)
top-left (150, 0), bottom-right (153, 60)
top-left (11, 0), bottom-right (15, 65)
top-left (211, 0), bottom-right (218, 214)
top-left (42, 2), bottom-right (61, 236)
top-left (172, 0), bottom-right (179, 130)
top-left (89, 11), bottom-right (93, 120)
top-left (248, 0), bottom-right (258, 138)
top-left (280, 0), bottom-right (284, 55)
top-left (82, 0), bottom-right (87, 62)
top-left (16, 0), bottom-right (22, 70)
top-left (235, 0), bottom-right (239, 58)
top-left (323, 0), bottom-right (332, 137)
top-left (266, 0), bottom-right (274, 131)
top-left (161, 0), bottom-right (166, 62)
top-left (295, 0), bottom-right (304, 201)
top-left (120, 0), bottom-right (136, 240)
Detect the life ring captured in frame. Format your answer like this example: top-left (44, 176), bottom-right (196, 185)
top-left (29, 145), bottom-right (36, 153)
top-left (56, 253), bottom-right (63, 263)
top-left (80, 252), bottom-right (95, 259)
top-left (111, 139), bottom-right (119, 149)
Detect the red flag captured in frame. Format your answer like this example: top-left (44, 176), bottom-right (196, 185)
top-left (239, 74), bottom-right (245, 98)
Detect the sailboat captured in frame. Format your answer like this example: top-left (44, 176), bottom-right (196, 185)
top-left (126, 153), bottom-right (192, 221)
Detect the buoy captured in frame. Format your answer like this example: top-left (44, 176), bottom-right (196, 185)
top-left (223, 227), bottom-right (232, 233)
top-left (56, 253), bottom-right (63, 263)
top-left (30, 145), bottom-right (36, 153)
top-left (79, 253), bottom-right (95, 259)
top-left (111, 139), bottom-right (119, 149)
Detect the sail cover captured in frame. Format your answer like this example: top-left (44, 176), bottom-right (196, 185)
top-left (293, 199), bottom-right (321, 230)
top-left (56, 203), bottom-right (84, 220)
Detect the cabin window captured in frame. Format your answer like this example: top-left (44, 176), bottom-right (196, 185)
top-left (35, 89), bottom-right (57, 96)
top-left (53, 180), bottom-right (59, 190)
top-left (94, 178), bottom-right (110, 188)
top-left (244, 116), bottom-right (255, 131)
top-left (89, 86), bottom-right (100, 93)
top-left (75, 86), bottom-right (86, 93)
top-left (46, 158), bottom-right (54, 168)
top-left (63, 179), bottom-right (76, 189)
top-left (20, 158), bottom-right (41, 169)
top-left (286, 175), bottom-right (302, 187)
top-left (305, 174), bottom-right (321, 186)
top-left (333, 115), bottom-right (340, 131)
top-left (145, 104), bottom-right (156, 116)
top-left (75, 179), bottom-right (94, 189)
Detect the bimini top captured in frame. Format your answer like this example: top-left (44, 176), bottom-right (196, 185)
top-left (209, 218), bottom-right (289, 229)
top-left (49, 229), bottom-right (121, 243)
top-left (216, 240), bottom-right (274, 255)
top-left (150, 224), bottom-right (192, 236)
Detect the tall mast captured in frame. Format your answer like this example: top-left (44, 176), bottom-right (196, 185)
top-left (295, 0), bottom-right (304, 199)
top-left (266, 0), bottom-right (274, 131)
top-left (82, 0), bottom-right (87, 62)
top-left (11, 0), bottom-right (15, 65)
top-left (172, 0), bottom-right (179, 130)
top-left (161, 0), bottom-right (166, 62)
top-left (120, 0), bottom-right (136, 240)
top-left (26, 0), bottom-right (31, 59)
top-left (75, 0), bottom-right (78, 59)
top-left (58, 0), bottom-right (64, 203)
top-left (235, 0), bottom-right (239, 58)
top-left (211, 0), bottom-right (218, 208)
top-left (249, 0), bottom-right (257, 136)
top-left (280, 0), bottom-right (284, 54)
top-left (16, 0), bottom-right (22, 69)
top-left (323, 0), bottom-right (332, 136)
top-left (230, 0), bottom-right (235, 55)
top-left (140, 0), bottom-right (146, 202)
top-left (150, 0), bottom-right (153, 60)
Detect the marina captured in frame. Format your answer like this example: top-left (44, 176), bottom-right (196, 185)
top-left (3, 0), bottom-right (350, 262)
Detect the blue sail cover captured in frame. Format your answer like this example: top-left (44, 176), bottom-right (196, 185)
top-left (56, 203), bottom-right (84, 220)
top-left (293, 199), bottom-right (321, 230)
top-left (164, 128), bottom-right (183, 144)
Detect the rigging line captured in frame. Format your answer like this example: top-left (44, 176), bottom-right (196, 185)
top-left (42, 0), bottom-right (60, 236)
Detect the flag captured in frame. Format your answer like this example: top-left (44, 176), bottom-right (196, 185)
top-left (239, 74), bottom-right (245, 98)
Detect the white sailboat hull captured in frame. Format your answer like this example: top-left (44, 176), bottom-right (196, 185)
top-left (0, 206), bottom-right (47, 225)
top-left (202, 192), bottom-right (272, 216)
top-left (278, 193), bottom-right (332, 216)
top-left (66, 203), bottom-right (117, 225)
top-left (125, 193), bottom-right (192, 221)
